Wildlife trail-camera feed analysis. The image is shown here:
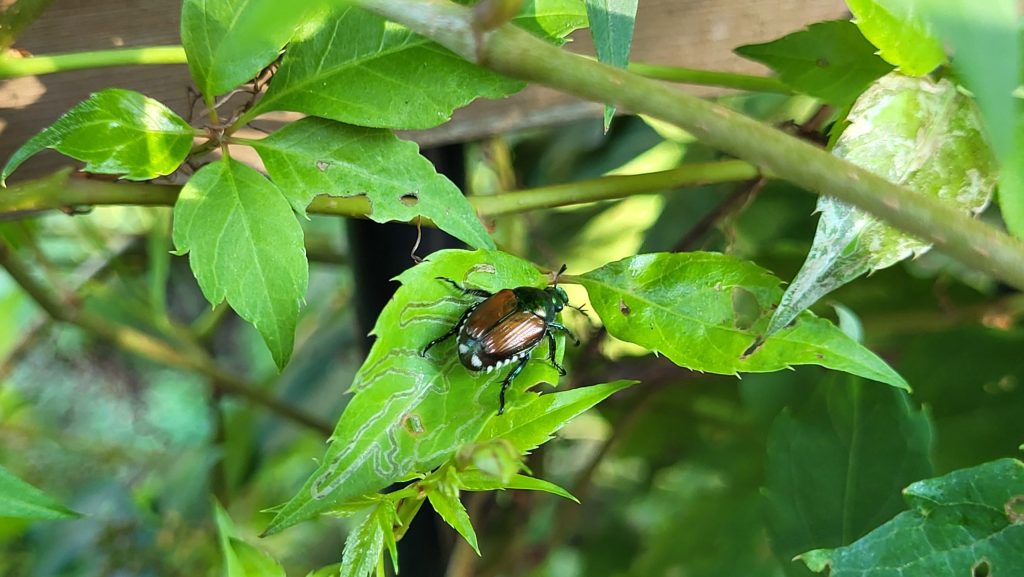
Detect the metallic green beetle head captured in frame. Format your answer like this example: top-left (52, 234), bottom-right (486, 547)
top-left (547, 285), bottom-right (569, 312)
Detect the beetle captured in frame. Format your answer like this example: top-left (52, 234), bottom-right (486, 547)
top-left (420, 270), bottom-right (580, 415)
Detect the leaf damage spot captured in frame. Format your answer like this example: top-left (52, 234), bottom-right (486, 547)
top-left (618, 298), bottom-right (631, 316)
top-left (400, 192), bottom-right (419, 207)
top-left (972, 559), bottom-right (991, 577)
top-left (315, 160), bottom-right (331, 172)
top-left (816, 57), bottom-right (830, 68)
top-left (1005, 495), bottom-right (1024, 524)
top-left (401, 413), bottom-right (427, 436)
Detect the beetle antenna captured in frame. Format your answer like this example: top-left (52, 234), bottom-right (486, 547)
top-left (551, 263), bottom-right (568, 286)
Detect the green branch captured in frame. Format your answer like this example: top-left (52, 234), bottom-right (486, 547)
top-left (0, 45), bottom-right (186, 79)
top-left (351, 0), bottom-right (1024, 292)
top-left (628, 62), bottom-right (792, 94)
top-left (0, 237), bottom-right (331, 436)
top-left (0, 161), bottom-right (758, 220)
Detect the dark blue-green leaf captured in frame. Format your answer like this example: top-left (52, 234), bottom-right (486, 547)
top-left (800, 459), bottom-right (1024, 576)
top-left (735, 20), bottom-right (893, 109)
top-left (763, 377), bottom-right (934, 570)
top-left (171, 158), bottom-right (308, 368)
top-left (1, 89), bottom-right (193, 184)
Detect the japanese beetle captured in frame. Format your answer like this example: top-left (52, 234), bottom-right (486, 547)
top-left (421, 270), bottom-right (580, 415)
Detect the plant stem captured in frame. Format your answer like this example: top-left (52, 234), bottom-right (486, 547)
top-left (0, 45), bottom-right (186, 78)
top-left (0, 161), bottom-right (757, 222)
top-left (628, 62), bottom-right (791, 94)
top-left (0, 239), bottom-right (332, 436)
top-left (351, 0), bottom-right (1024, 292)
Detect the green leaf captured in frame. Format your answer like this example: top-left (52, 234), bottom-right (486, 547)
top-left (247, 5), bottom-right (521, 130)
top-left (846, 0), bottom-right (946, 76)
top-left (305, 564), bottom-right (342, 577)
top-left (515, 0), bottom-right (589, 41)
top-left (171, 158), bottom-right (308, 368)
top-left (799, 459), bottom-right (1024, 576)
top-left (763, 378), bottom-right (934, 569)
top-left (249, 117), bottom-right (494, 249)
top-left (1, 89), bottom-right (193, 184)
top-left (578, 253), bottom-right (909, 390)
top-left (585, 0), bottom-right (638, 130)
top-left (479, 380), bottom-right (636, 453)
top-left (914, 1), bottom-right (1022, 239)
top-left (181, 0), bottom-right (329, 99)
top-left (460, 470), bottom-right (579, 502)
top-left (264, 249), bottom-right (562, 535)
top-left (340, 504), bottom-right (387, 577)
top-left (427, 471), bottom-right (480, 555)
top-left (214, 501), bottom-right (287, 577)
top-left (378, 504), bottom-right (400, 574)
top-left (735, 20), bottom-right (893, 110)
top-left (0, 464), bottom-right (80, 520)
top-left (766, 73), bottom-right (996, 337)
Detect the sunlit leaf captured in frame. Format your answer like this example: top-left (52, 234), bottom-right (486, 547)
top-left (264, 250), bottom-right (562, 535)
top-left (766, 73), bottom-right (996, 336)
top-left (249, 117), bottom-right (494, 249)
top-left (763, 377), bottom-right (934, 568)
top-left (0, 464), bottom-right (79, 520)
top-left (171, 158), bottom-right (308, 368)
top-left (248, 5), bottom-right (520, 130)
top-left (479, 379), bottom-right (636, 453)
top-left (181, 0), bottom-right (330, 98)
top-left (735, 20), bottom-right (893, 109)
top-left (846, 0), bottom-right (946, 76)
top-left (340, 504), bottom-right (387, 577)
top-left (800, 459), bottom-right (1024, 576)
top-left (460, 470), bottom-right (578, 502)
top-left (585, 0), bottom-right (638, 129)
top-left (428, 470), bottom-right (480, 555)
top-left (577, 253), bottom-right (909, 389)
top-left (1, 89), bottom-right (193, 184)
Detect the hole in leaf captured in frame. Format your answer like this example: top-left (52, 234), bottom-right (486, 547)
top-left (315, 160), bottom-right (331, 172)
top-left (731, 286), bottom-right (760, 331)
top-left (973, 559), bottom-right (991, 577)
top-left (400, 193), bottom-right (419, 206)
top-left (618, 298), bottom-right (631, 316)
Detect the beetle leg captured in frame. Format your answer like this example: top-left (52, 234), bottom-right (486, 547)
top-left (421, 306), bottom-right (473, 357)
top-left (547, 321), bottom-right (580, 346)
top-left (546, 331), bottom-right (566, 376)
top-left (498, 356), bottom-right (530, 415)
top-left (436, 276), bottom-right (493, 299)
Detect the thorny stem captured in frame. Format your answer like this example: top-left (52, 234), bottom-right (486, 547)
top-left (0, 239), bottom-right (332, 436)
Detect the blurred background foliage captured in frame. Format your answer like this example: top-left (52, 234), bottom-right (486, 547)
top-left (2, 89), bottom-right (1022, 576)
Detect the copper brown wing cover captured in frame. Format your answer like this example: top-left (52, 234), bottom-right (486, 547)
top-left (463, 289), bottom-right (519, 339)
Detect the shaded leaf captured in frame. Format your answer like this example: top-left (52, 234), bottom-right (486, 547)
top-left (1, 89), bottom-right (192, 184)
top-left (578, 253), bottom-right (909, 389)
top-left (0, 464), bottom-right (79, 520)
top-left (264, 250), bottom-right (561, 535)
top-left (846, 0), bottom-right (946, 76)
top-left (181, 0), bottom-right (329, 98)
top-left (763, 378), bottom-right (934, 570)
top-left (800, 459), bottom-right (1024, 576)
top-left (427, 471), bottom-right (480, 555)
top-left (460, 470), bottom-right (578, 502)
top-left (248, 6), bottom-right (521, 130)
top-left (585, 0), bottom-right (638, 129)
top-left (735, 20), bottom-right (893, 110)
top-left (766, 73), bottom-right (996, 337)
top-left (214, 501), bottom-right (286, 577)
top-left (479, 380), bottom-right (636, 453)
top-left (171, 158), bottom-right (308, 368)
top-left (250, 117), bottom-right (493, 248)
